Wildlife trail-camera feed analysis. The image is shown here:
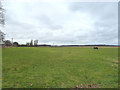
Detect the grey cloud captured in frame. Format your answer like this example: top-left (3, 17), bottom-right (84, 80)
top-left (39, 15), bottom-right (63, 30)
top-left (68, 2), bottom-right (118, 45)
top-left (3, 1), bottom-right (118, 45)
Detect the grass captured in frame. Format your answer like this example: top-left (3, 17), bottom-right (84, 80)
top-left (2, 47), bottom-right (118, 88)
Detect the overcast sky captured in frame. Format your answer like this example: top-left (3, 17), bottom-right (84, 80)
top-left (2, 0), bottom-right (118, 45)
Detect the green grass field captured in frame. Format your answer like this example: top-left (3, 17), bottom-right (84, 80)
top-left (2, 47), bottom-right (118, 88)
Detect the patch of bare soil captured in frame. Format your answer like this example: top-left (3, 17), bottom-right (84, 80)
top-left (73, 83), bottom-right (100, 88)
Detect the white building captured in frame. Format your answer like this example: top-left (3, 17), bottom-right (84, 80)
top-left (0, 30), bottom-right (5, 45)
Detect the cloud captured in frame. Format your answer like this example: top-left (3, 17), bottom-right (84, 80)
top-left (2, 0), bottom-right (118, 45)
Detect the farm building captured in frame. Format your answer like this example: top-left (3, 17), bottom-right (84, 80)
top-left (0, 30), bottom-right (5, 46)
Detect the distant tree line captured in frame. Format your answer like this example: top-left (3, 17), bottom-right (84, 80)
top-left (4, 39), bottom-right (39, 47)
top-left (5, 40), bottom-right (19, 47)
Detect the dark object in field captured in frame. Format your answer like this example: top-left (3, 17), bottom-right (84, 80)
top-left (93, 46), bottom-right (98, 49)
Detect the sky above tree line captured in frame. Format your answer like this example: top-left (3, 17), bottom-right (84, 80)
top-left (2, 0), bottom-right (118, 45)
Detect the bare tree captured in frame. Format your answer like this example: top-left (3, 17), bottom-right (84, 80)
top-left (26, 42), bottom-right (30, 46)
top-left (30, 40), bottom-right (33, 46)
top-left (0, 0), bottom-right (5, 26)
top-left (5, 40), bottom-right (12, 46)
top-left (0, 1), bottom-right (5, 47)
